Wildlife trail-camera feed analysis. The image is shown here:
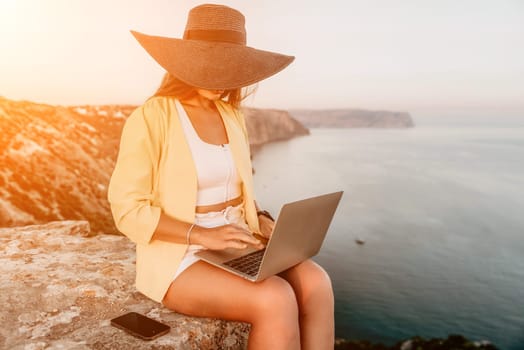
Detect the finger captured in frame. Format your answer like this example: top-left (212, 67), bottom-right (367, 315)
top-left (227, 231), bottom-right (262, 246)
top-left (252, 232), bottom-right (269, 245)
top-left (223, 224), bottom-right (260, 243)
top-left (228, 239), bottom-right (264, 250)
top-left (225, 240), bottom-right (248, 250)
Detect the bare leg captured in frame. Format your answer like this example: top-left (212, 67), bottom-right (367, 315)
top-left (162, 261), bottom-right (301, 350)
top-left (279, 259), bottom-right (335, 350)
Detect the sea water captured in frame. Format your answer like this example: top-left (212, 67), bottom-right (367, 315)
top-left (251, 116), bottom-right (524, 350)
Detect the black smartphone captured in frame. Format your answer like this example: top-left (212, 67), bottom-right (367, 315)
top-left (110, 312), bottom-right (170, 340)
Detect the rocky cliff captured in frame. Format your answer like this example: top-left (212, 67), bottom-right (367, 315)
top-left (335, 335), bottom-right (497, 350)
top-left (242, 107), bottom-right (309, 153)
top-left (289, 108), bottom-right (415, 128)
top-left (0, 96), bottom-right (308, 233)
top-left (0, 97), bottom-right (128, 234)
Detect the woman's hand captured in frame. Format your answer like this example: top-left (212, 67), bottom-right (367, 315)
top-left (258, 214), bottom-right (274, 239)
top-left (191, 224), bottom-right (264, 250)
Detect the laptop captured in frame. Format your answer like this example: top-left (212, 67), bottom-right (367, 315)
top-left (195, 191), bottom-right (343, 281)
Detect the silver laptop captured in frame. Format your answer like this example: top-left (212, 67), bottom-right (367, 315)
top-left (195, 191), bottom-right (343, 281)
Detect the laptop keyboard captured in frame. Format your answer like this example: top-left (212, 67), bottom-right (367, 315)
top-left (223, 249), bottom-right (266, 277)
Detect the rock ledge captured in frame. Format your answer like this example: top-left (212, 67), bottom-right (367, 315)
top-left (0, 221), bottom-right (249, 349)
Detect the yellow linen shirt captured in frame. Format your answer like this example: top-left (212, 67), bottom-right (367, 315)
top-left (108, 96), bottom-right (260, 303)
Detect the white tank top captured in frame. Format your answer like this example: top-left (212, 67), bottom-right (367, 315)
top-left (175, 100), bottom-right (242, 206)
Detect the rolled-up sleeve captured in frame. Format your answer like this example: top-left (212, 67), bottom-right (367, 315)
top-left (108, 106), bottom-right (162, 245)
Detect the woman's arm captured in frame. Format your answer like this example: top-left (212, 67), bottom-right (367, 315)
top-left (108, 106), bottom-right (163, 245)
top-left (151, 212), bottom-right (263, 250)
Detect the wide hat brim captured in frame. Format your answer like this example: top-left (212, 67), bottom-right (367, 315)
top-left (131, 30), bottom-right (295, 90)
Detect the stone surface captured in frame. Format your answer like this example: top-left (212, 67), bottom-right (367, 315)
top-left (0, 220), bottom-right (250, 349)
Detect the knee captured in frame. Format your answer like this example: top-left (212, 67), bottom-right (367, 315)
top-left (298, 261), bottom-right (334, 307)
top-left (250, 276), bottom-right (298, 322)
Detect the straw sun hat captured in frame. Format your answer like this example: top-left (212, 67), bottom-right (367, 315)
top-left (131, 3), bottom-right (295, 90)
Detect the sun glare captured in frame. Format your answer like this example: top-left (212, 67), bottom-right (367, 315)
top-left (0, 0), bottom-right (20, 30)
top-left (0, 0), bottom-right (48, 35)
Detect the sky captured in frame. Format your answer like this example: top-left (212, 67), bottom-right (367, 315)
top-left (1, 0), bottom-right (523, 117)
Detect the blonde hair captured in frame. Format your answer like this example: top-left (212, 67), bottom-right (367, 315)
top-left (153, 73), bottom-right (256, 109)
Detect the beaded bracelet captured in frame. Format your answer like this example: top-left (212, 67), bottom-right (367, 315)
top-left (186, 223), bottom-right (196, 245)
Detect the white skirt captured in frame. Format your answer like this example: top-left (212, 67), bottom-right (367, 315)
top-left (172, 204), bottom-right (248, 281)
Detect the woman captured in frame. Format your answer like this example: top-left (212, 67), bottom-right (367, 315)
top-left (108, 4), bottom-right (334, 349)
